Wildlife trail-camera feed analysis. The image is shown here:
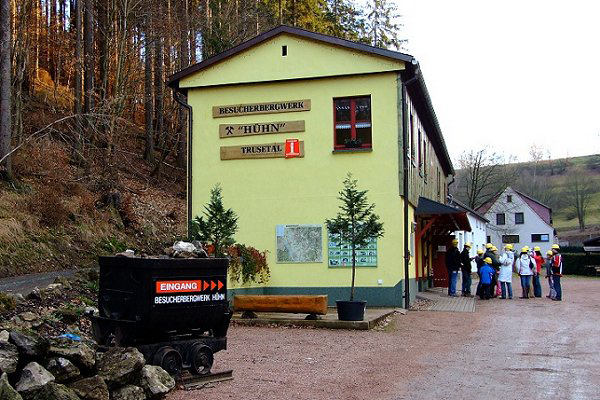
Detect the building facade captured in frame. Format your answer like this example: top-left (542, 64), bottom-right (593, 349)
top-left (168, 26), bottom-right (463, 307)
top-left (477, 187), bottom-right (556, 252)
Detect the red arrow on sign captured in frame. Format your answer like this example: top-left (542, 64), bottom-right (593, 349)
top-left (217, 280), bottom-right (224, 290)
top-left (203, 281), bottom-right (209, 291)
top-left (211, 281), bottom-right (216, 290)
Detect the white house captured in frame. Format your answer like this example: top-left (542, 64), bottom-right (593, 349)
top-left (449, 197), bottom-right (489, 272)
top-left (477, 187), bottom-right (557, 252)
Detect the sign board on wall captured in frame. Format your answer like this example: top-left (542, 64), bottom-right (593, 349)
top-left (276, 224), bottom-right (323, 263)
top-left (219, 120), bottom-right (305, 138)
top-left (328, 233), bottom-right (377, 267)
top-left (213, 100), bottom-right (311, 118)
top-left (220, 141), bottom-right (304, 160)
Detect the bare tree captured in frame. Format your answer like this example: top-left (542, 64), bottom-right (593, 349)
top-left (564, 174), bottom-right (592, 232)
top-left (454, 149), bottom-right (515, 210)
top-left (143, 12), bottom-right (154, 163)
top-left (0, 0), bottom-right (11, 181)
top-left (83, 0), bottom-right (94, 114)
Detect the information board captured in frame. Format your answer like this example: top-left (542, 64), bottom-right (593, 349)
top-left (327, 233), bottom-right (377, 267)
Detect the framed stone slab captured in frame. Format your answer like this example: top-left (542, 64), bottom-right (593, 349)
top-left (219, 120), bottom-right (305, 138)
top-left (220, 141), bottom-right (305, 160)
top-left (213, 99), bottom-right (311, 118)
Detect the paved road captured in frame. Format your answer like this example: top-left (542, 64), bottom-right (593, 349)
top-left (0, 270), bottom-right (74, 294)
top-left (169, 277), bottom-right (600, 400)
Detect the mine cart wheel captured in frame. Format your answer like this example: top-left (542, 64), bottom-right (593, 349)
top-left (153, 346), bottom-right (182, 375)
top-left (188, 343), bottom-right (214, 375)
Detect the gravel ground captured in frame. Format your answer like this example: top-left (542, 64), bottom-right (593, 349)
top-left (169, 277), bottom-right (600, 400)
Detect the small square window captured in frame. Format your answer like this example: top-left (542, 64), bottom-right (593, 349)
top-left (333, 96), bottom-right (372, 150)
top-left (496, 213), bottom-right (505, 225)
top-left (281, 45), bottom-right (288, 56)
top-left (515, 212), bottom-right (524, 224)
top-left (507, 195), bottom-right (512, 203)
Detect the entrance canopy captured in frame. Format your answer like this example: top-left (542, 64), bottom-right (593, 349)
top-left (415, 197), bottom-right (471, 239)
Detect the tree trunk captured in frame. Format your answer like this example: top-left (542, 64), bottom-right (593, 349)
top-left (143, 14), bottom-right (154, 163)
top-left (153, 2), bottom-right (164, 173)
top-left (74, 0), bottom-right (82, 115)
top-left (83, 0), bottom-right (94, 114)
top-left (0, 0), bottom-right (12, 181)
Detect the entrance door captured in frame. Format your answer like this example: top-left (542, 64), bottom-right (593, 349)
top-left (432, 235), bottom-right (454, 288)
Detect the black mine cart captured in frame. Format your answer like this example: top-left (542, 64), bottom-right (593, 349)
top-left (91, 256), bottom-right (232, 375)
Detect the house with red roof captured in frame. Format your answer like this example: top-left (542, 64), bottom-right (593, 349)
top-left (477, 187), bottom-right (557, 252)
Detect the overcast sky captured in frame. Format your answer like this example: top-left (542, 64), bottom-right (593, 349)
top-left (392, 0), bottom-right (600, 164)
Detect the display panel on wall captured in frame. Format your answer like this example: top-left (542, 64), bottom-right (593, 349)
top-left (276, 225), bottom-right (323, 263)
top-left (328, 233), bottom-right (377, 268)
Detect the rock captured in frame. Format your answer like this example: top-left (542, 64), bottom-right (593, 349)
top-left (53, 277), bottom-right (72, 290)
top-left (20, 312), bottom-right (39, 322)
top-left (31, 382), bottom-right (80, 400)
top-left (0, 373), bottom-right (23, 400)
top-left (110, 385), bottom-right (145, 400)
top-left (48, 339), bottom-right (95, 371)
top-left (163, 247), bottom-right (174, 257)
top-left (16, 362), bottom-right (55, 396)
top-left (115, 250), bottom-right (135, 258)
top-left (45, 358), bottom-right (80, 383)
top-left (68, 376), bottom-right (108, 400)
top-left (54, 308), bottom-right (81, 324)
top-left (5, 293), bottom-right (26, 306)
top-left (174, 251), bottom-right (197, 258)
top-left (96, 348), bottom-right (145, 387)
top-left (172, 241), bottom-right (196, 253)
top-left (45, 284), bottom-right (63, 294)
top-left (138, 365), bottom-right (175, 398)
top-left (0, 292), bottom-right (17, 312)
top-left (26, 288), bottom-right (43, 301)
top-left (0, 330), bottom-right (9, 343)
top-left (10, 331), bottom-right (48, 359)
top-left (74, 269), bottom-right (99, 284)
top-left (0, 342), bottom-right (19, 374)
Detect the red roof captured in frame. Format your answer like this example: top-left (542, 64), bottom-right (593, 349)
top-left (476, 187), bottom-right (552, 226)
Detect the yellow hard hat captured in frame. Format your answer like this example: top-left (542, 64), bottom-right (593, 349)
top-left (465, 242), bottom-right (472, 248)
top-left (452, 239), bottom-right (459, 245)
top-left (534, 246), bottom-right (541, 252)
top-left (483, 257), bottom-right (492, 264)
top-left (477, 249), bottom-right (484, 255)
top-left (552, 244), bottom-right (560, 249)
top-left (546, 250), bottom-right (553, 256)
top-left (486, 243), bottom-right (493, 249)
top-left (491, 246), bottom-right (498, 251)
top-left (505, 244), bottom-right (513, 250)
top-left (521, 246), bottom-right (529, 253)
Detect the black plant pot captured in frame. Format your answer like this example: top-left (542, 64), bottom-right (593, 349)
top-left (336, 300), bottom-right (367, 321)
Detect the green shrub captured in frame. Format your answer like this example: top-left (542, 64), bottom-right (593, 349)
top-left (562, 253), bottom-right (600, 275)
top-left (0, 292), bottom-right (16, 312)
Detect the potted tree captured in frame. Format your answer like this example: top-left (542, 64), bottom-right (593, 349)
top-left (325, 173), bottom-right (384, 321)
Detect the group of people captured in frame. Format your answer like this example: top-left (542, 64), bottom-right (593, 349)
top-left (446, 239), bottom-right (564, 301)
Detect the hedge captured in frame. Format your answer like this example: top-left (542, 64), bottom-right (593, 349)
top-left (562, 253), bottom-right (600, 276)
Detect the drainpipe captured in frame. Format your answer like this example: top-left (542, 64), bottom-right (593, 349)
top-left (172, 89), bottom-right (194, 238)
top-left (402, 64), bottom-right (420, 309)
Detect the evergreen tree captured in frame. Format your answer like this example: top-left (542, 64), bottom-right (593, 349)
top-left (191, 184), bottom-right (238, 257)
top-left (324, 0), bottom-right (365, 41)
top-left (363, 0), bottom-right (405, 49)
top-left (325, 173), bottom-right (384, 301)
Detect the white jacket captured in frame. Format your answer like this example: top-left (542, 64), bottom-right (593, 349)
top-left (515, 254), bottom-right (535, 276)
top-left (498, 251), bottom-right (514, 282)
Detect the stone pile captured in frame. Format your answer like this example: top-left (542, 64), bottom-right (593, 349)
top-left (0, 328), bottom-right (175, 400)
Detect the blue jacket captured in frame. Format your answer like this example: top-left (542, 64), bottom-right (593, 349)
top-left (480, 264), bottom-right (495, 284)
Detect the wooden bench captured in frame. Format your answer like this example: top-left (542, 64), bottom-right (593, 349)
top-left (233, 295), bottom-right (328, 320)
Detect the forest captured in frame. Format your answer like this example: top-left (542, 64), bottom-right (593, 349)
top-left (0, 0), bottom-right (402, 183)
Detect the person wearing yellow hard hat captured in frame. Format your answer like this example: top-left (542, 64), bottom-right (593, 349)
top-left (550, 244), bottom-right (563, 301)
top-left (460, 242), bottom-right (474, 297)
top-left (544, 250), bottom-right (557, 299)
top-left (478, 257), bottom-right (495, 300)
top-left (531, 246), bottom-right (544, 297)
top-left (516, 246), bottom-right (535, 299)
top-left (498, 243), bottom-right (515, 299)
top-left (446, 239), bottom-right (461, 297)
top-left (487, 246), bottom-right (501, 297)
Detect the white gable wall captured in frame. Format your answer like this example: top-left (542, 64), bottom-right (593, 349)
top-left (454, 213), bottom-right (488, 272)
top-left (483, 188), bottom-right (555, 253)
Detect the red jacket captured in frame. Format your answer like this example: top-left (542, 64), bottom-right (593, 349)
top-left (533, 254), bottom-right (544, 274)
top-left (552, 254), bottom-right (563, 276)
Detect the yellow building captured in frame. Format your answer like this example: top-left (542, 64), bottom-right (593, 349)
top-left (168, 26), bottom-right (469, 307)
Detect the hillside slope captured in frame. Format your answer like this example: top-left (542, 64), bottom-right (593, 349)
top-left (452, 154), bottom-right (600, 243)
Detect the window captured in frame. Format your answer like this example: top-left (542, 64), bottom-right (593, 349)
top-left (531, 234), bottom-right (550, 242)
top-left (334, 96), bottom-right (372, 150)
top-left (281, 45), bottom-right (288, 56)
top-left (507, 195), bottom-right (512, 203)
top-left (502, 235), bottom-right (520, 244)
top-left (496, 213), bottom-right (505, 225)
top-left (515, 212), bottom-right (524, 224)
top-left (409, 112), bottom-right (415, 162)
top-left (486, 235), bottom-right (491, 243)
top-left (418, 129), bottom-right (423, 173)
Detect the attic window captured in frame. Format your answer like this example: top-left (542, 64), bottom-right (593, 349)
top-left (282, 45), bottom-right (288, 56)
top-left (507, 195), bottom-right (512, 203)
